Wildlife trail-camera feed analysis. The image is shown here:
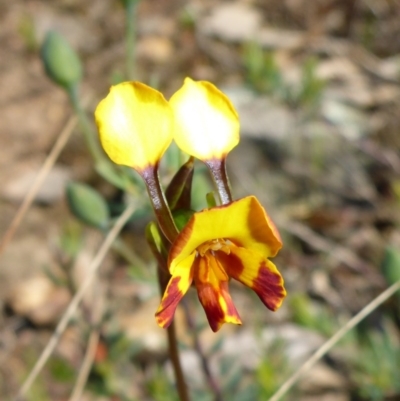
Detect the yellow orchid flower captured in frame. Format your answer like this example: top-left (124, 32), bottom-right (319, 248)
top-left (169, 78), bottom-right (240, 161)
top-left (95, 81), bottom-right (173, 171)
top-left (156, 196), bottom-right (286, 332)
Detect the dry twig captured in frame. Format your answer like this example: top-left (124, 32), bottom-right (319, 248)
top-left (269, 278), bottom-right (400, 401)
top-left (15, 201), bottom-right (136, 401)
top-left (68, 276), bottom-right (105, 401)
top-left (68, 329), bottom-right (100, 401)
top-left (0, 115), bottom-right (78, 256)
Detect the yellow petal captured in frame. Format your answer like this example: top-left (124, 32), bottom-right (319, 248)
top-left (170, 77), bottom-right (239, 160)
top-left (218, 246), bottom-right (286, 311)
top-left (193, 255), bottom-right (241, 332)
top-left (95, 81), bottom-right (173, 170)
top-left (169, 196), bottom-right (282, 271)
top-left (155, 253), bottom-right (195, 329)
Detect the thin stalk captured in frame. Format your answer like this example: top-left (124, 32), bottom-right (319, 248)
top-left (0, 115), bottom-right (77, 255)
top-left (141, 166), bottom-right (179, 244)
top-left (68, 85), bottom-right (105, 164)
top-left (112, 237), bottom-right (147, 269)
top-left (269, 278), bottom-right (400, 401)
top-left (157, 267), bottom-right (190, 401)
top-left (124, 0), bottom-right (138, 80)
top-left (205, 158), bottom-right (233, 205)
top-left (15, 202), bottom-right (136, 401)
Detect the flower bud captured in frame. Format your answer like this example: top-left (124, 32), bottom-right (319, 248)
top-left (41, 31), bottom-right (83, 90)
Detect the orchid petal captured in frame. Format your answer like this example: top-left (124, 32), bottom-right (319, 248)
top-left (155, 253), bottom-right (195, 329)
top-left (169, 196), bottom-right (282, 270)
top-left (218, 247), bottom-right (286, 311)
top-left (95, 81), bottom-right (173, 171)
top-left (170, 78), bottom-right (239, 161)
top-left (194, 254), bottom-right (242, 332)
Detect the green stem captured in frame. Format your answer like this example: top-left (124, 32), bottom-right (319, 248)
top-left (111, 237), bottom-right (147, 269)
top-left (68, 85), bottom-right (105, 164)
top-left (125, 0), bottom-right (138, 80)
top-left (204, 158), bottom-right (233, 205)
top-left (140, 166), bottom-right (179, 244)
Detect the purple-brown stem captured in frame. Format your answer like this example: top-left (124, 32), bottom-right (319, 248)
top-left (204, 158), bottom-right (232, 205)
top-left (157, 267), bottom-right (190, 401)
top-left (140, 165), bottom-right (179, 244)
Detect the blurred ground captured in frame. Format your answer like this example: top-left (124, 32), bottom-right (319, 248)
top-left (1, 0), bottom-right (400, 400)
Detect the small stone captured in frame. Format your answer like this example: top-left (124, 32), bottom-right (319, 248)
top-left (2, 164), bottom-right (70, 205)
top-left (299, 362), bottom-right (348, 393)
top-left (136, 36), bottom-right (173, 63)
top-left (224, 86), bottom-right (295, 141)
top-left (200, 3), bottom-right (262, 42)
top-left (119, 298), bottom-right (167, 355)
top-left (262, 324), bottom-right (325, 366)
top-left (7, 276), bottom-right (71, 326)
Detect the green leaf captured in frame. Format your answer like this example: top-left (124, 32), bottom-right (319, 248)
top-left (145, 221), bottom-right (166, 256)
top-left (172, 209), bottom-right (194, 232)
top-left (95, 160), bottom-right (131, 191)
top-left (66, 182), bottom-right (110, 230)
top-left (382, 246), bottom-right (400, 285)
top-left (382, 246), bottom-right (400, 304)
top-left (165, 155), bottom-right (194, 211)
top-left (41, 31), bottom-right (82, 90)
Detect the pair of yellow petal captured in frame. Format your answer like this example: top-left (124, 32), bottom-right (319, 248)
top-left (94, 78), bottom-right (240, 171)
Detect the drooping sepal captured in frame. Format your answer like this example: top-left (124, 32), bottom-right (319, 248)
top-left (218, 247), bottom-right (286, 311)
top-left (193, 254), bottom-right (242, 332)
top-left (155, 254), bottom-right (195, 328)
top-left (165, 156), bottom-right (195, 211)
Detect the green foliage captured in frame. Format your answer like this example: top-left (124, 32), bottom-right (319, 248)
top-left (85, 332), bottom-right (147, 399)
top-left (66, 182), bottom-right (110, 230)
top-left (179, 7), bottom-right (197, 29)
top-left (205, 192), bottom-right (217, 208)
top-left (49, 357), bottom-right (75, 383)
top-left (95, 160), bottom-right (134, 191)
top-left (191, 166), bottom-right (213, 211)
top-left (41, 31), bottom-right (82, 90)
top-left (289, 293), bottom-right (336, 336)
top-left (243, 42), bottom-right (283, 95)
top-left (242, 42), bottom-right (325, 109)
top-left (382, 246), bottom-right (400, 305)
top-left (352, 325), bottom-right (400, 400)
top-left (173, 209), bottom-right (195, 232)
top-left (144, 366), bottom-right (179, 401)
top-left (382, 246), bottom-right (400, 286)
top-left (120, 0), bottom-right (140, 8)
top-left (295, 57), bottom-right (325, 109)
top-left (59, 220), bottom-right (84, 261)
top-left (255, 340), bottom-right (291, 400)
top-left (18, 14), bottom-right (38, 51)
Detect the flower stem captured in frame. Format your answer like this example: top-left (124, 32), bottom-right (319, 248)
top-left (124, 0), bottom-right (138, 80)
top-left (67, 85), bottom-right (105, 164)
top-left (141, 166), bottom-right (179, 244)
top-left (157, 267), bottom-right (190, 401)
top-left (205, 158), bottom-right (233, 205)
